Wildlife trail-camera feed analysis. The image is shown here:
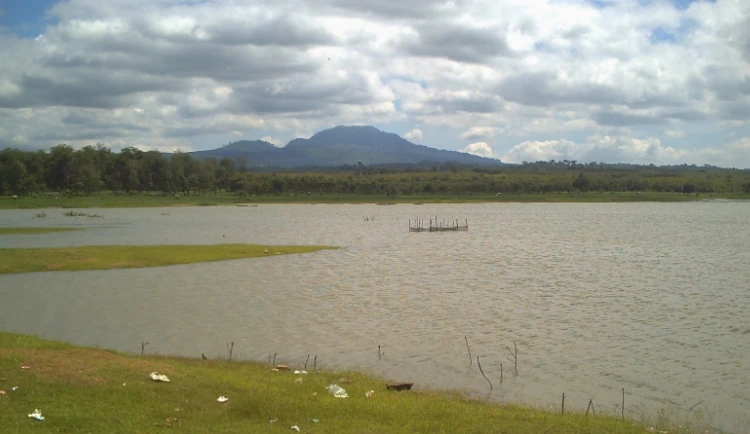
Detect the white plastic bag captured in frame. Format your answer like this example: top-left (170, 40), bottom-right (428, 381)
top-left (326, 384), bottom-right (349, 398)
top-left (28, 409), bottom-right (45, 421)
top-left (149, 372), bottom-right (170, 382)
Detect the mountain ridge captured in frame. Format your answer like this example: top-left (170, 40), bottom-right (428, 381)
top-left (188, 125), bottom-right (504, 168)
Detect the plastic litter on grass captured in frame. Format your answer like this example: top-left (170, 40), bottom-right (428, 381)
top-left (326, 384), bottom-right (349, 398)
top-left (149, 372), bottom-right (170, 382)
top-left (28, 409), bottom-right (44, 421)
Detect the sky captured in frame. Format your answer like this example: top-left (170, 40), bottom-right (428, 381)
top-left (0, 0), bottom-right (749, 167)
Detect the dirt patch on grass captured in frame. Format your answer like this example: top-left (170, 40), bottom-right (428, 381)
top-left (0, 348), bottom-right (177, 386)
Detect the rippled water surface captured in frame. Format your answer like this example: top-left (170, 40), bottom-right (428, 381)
top-left (1, 202), bottom-right (748, 432)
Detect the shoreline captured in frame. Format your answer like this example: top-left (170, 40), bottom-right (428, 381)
top-left (2, 192), bottom-right (749, 209)
top-left (0, 331), bottom-right (697, 434)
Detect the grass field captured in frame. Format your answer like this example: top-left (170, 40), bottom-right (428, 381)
top-left (0, 227), bottom-right (81, 235)
top-left (0, 331), bottom-right (692, 434)
top-left (0, 244), bottom-right (335, 274)
top-left (1, 191), bottom-right (746, 209)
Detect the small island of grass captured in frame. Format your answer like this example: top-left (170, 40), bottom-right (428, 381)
top-left (0, 227), bottom-right (82, 235)
top-left (0, 244), bottom-right (335, 274)
top-left (0, 331), bottom-right (688, 434)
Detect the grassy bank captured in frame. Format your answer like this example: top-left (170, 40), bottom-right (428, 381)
top-left (0, 332), bottom-right (683, 434)
top-left (0, 244), bottom-right (335, 275)
top-left (2, 191), bottom-right (747, 209)
top-left (0, 227), bottom-right (81, 235)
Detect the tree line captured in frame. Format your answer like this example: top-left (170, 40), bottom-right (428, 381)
top-left (1, 144), bottom-right (749, 197)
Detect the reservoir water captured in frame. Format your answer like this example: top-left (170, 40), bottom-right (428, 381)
top-left (1, 202), bottom-right (748, 432)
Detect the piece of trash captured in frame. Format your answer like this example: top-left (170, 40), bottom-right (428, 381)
top-left (269, 417), bottom-right (278, 424)
top-left (28, 409), bottom-right (45, 421)
top-left (271, 368), bottom-right (279, 372)
top-left (276, 365), bottom-right (290, 370)
top-left (386, 382), bottom-right (413, 391)
top-left (312, 419), bottom-right (319, 423)
top-left (217, 396), bottom-right (229, 403)
top-left (149, 372), bottom-right (170, 382)
top-left (12, 386), bottom-right (18, 391)
top-left (0, 390), bottom-right (6, 395)
top-left (21, 366), bottom-right (31, 370)
top-left (295, 378), bottom-right (304, 384)
top-left (294, 370), bottom-right (308, 375)
top-left (365, 390), bottom-right (375, 398)
top-left (291, 426), bottom-right (300, 432)
top-left (326, 384), bottom-right (349, 398)
top-left (123, 383), bottom-right (126, 386)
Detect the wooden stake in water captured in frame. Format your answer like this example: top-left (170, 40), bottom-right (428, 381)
top-left (506, 342), bottom-right (518, 372)
top-left (226, 341), bottom-right (234, 360)
top-left (141, 341), bottom-right (149, 357)
top-left (621, 388), bottom-right (625, 420)
top-left (561, 392), bottom-right (565, 414)
top-left (273, 352), bottom-right (277, 366)
top-left (476, 356), bottom-right (492, 391)
top-left (464, 336), bottom-right (473, 366)
top-left (586, 399), bottom-right (595, 416)
top-left (500, 363), bottom-right (503, 383)
top-left (313, 355), bottom-right (317, 370)
top-left (378, 345), bottom-right (381, 359)
top-left (304, 354), bottom-right (310, 370)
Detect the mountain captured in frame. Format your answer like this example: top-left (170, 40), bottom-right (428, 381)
top-left (188, 126), bottom-right (504, 168)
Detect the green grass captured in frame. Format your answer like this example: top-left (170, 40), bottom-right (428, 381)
top-left (0, 244), bottom-right (335, 274)
top-left (2, 191), bottom-right (748, 209)
top-left (0, 332), bottom-right (689, 434)
top-left (0, 227), bottom-right (81, 235)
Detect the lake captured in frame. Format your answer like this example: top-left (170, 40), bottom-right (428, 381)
top-left (1, 202), bottom-right (748, 432)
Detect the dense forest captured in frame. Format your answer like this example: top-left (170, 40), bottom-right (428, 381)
top-left (1, 144), bottom-right (749, 197)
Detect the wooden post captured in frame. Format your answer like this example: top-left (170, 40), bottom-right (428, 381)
top-left (464, 336), bottom-right (472, 366)
top-left (621, 388), bottom-right (625, 420)
top-left (477, 356), bottom-right (492, 391)
top-left (561, 392), bottom-right (565, 414)
top-left (586, 399), bottom-right (595, 416)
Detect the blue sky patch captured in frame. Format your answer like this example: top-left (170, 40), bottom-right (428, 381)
top-left (0, 0), bottom-right (58, 38)
top-left (650, 27), bottom-right (677, 44)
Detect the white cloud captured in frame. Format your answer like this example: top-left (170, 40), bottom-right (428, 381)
top-left (502, 135), bottom-right (750, 168)
top-left (664, 129), bottom-right (686, 139)
top-left (404, 128), bottom-right (423, 141)
top-left (0, 0), bottom-right (747, 166)
top-left (261, 136), bottom-right (284, 147)
top-left (462, 141), bottom-right (496, 158)
top-left (459, 126), bottom-right (501, 140)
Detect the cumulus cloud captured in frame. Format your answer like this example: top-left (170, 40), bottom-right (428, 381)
top-left (502, 135), bottom-right (750, 168)
top-left (460, 126), bottom-right (501, 140)
top-left (261, 136), bottom-right (284, 147)
top-left (462, 141), bottom-right (496, 158)
top-left (0, 0), bottom-right (747, 167)
top-left (404, 128), bottom-right (423, 141)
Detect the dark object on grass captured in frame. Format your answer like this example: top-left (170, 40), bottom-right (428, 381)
top-left (202, 353), bottom-right (208, 360)
top-left (386, 382), bottom-right (413, 391)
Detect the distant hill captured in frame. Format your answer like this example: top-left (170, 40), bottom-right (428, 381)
top-left (188, 125), bottom-right (504, 167)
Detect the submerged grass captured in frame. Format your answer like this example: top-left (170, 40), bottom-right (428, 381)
top-left (0, 244), bottom-right (335, 275)
top-left (0, 332), bottom-right (689, 434)
top-left (0, 227), bottom-right (81, 235)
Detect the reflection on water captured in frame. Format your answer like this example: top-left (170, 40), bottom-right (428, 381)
top-left (1, 202), bottom-right (749, 432)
